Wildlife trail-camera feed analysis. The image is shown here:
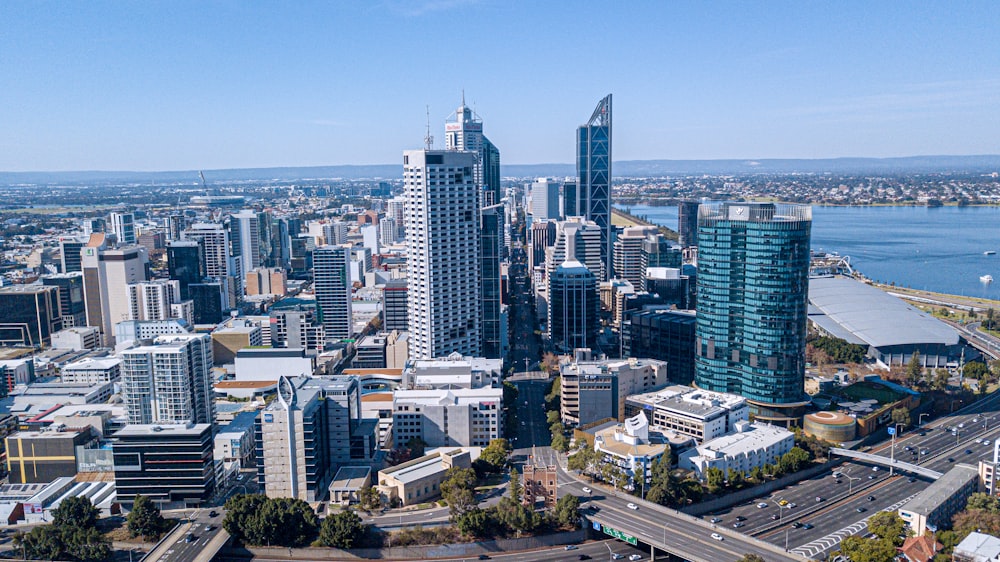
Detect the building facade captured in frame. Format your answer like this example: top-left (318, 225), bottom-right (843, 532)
top-left (112, 423), bottom-right (216, 507)
top-left (120, 334), bottom-right (215, 426)
top-left (576, 94), bottom-right (613, 281)
top-left (392, 387), bottom-right (503, 448)
top-left (313, 246), bottom-right (353, 341)
top-left (560, 356), bottom-right (668, 427)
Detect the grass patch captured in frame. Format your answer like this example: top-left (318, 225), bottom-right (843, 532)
top-left (387, 525), bottom-right (467, 546)
top-left (414, 502), bottom-right (434, 510)
top-left (100, 516), bottom-right (179, 543)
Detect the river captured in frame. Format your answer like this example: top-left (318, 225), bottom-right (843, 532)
top-left (617, 204), bottom-right (1000, 300)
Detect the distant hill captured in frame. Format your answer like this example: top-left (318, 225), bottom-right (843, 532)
top-left (3, 155), bottom-right (999, 185)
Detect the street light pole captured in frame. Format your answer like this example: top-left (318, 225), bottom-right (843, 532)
top-left (919, 413), bottom-right (930, 426)
top-left (605, 542), bottom-right (614, 562)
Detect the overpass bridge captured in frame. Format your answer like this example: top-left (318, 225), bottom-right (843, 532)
top-left (829, 448), bottom-right (944, 479)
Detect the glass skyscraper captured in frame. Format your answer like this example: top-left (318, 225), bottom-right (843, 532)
top-left (694, 202), bottom-right (812, 425)
top-left (577, 94), bottom-right (612, 281)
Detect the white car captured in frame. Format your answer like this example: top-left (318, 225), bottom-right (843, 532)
top-left (629, 556), bottom-right (643, 561)
top-left (564, 545), bottom-right (578, 551)
top-left (872, 466), bottom-right (879, 471)
top-left (582, 487), bottom-right (592, 493)
top-left (756, 502), bottom-right (768, 508)
top-left (986, 440), bottom-right (992, 446)
top-left (627, 502), bottom-right (639, 510)
top-left (711, 533), bottom-right (724, 541)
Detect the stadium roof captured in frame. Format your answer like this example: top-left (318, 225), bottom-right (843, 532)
top-left (808, 276), bottom-right (960, 349)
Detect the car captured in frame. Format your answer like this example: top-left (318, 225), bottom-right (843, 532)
top-left (629, 556), bottom-right (643, 562)
top-left (771, 514), bottom-right (779, 520)
top-left (868, 475), bottom-right (876, 480)
top-left (832, 471), bottom-right (842, 477)
top-left (590, 505), bottom-right (600, 513)
top-left (711, 533), bottom-right (724, 541)
top-left (919, 431), bottom-right (926, 436)
top-left (836, 479), bottom-right (842, 483)
top-left (478, 555), bottom-right (491, 560)
top-left (735, 515), bottom-right (747, 521)
top-left (966, 449), bottom-right (974, 454)
top-left (856, 507), bottom-right (867, 513)
top-left (977, 439), bottom-right (984, 444)
top-left (985, 440), bottom-right (992, 446)
top-left (733, 522), bottom-right (745, 528)
top-left (612, 556), bottom-right (626, 561)
top-left (209, 510), bottom-right (218, 518)
top-left (872, 466), bottom-right (879, 471)
top-left (974, 418), bottom-right (980, 423)
top-left (815, 496), bottom-right (824, 502)
top-left (205, 525), bottom-right (215, 532)
top-left (578, 555), bottom-right (591, 561)
top-left (184, 533), bottom-right (195, 543)
top-left (960, 423), bottom-right (966, 428)
top-left (867, 495), bottom-right (876, 501)
top-left (788, 502), bottom-right (797, 508)
top-left (948, 457), bottom-right (955, 462)
top-left (803, 523), bottom-right (814, 530)
top-left (791, 522), bottom-right (803, 528)
top-left (757, 502), bottom-right (768, 508)
top-left (904, 446), bottom-right (913, 451)
top-left (565, 545), bottom-right (578, 551)
top-left (582, 487), bottom-right (592, 494)
top-left (627, 503), bottom-right (638, 510)
top-left (908, 477), bottom-right (917, 483)
top-left (710, 517), bottom-right (723, 523)
top-left (921, 449), bottom-right (929, 455)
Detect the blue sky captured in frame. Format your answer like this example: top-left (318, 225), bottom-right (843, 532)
top-left (2, 1), bottom-right (999, 171)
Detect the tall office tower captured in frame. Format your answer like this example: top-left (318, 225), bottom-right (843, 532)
top-left (379, 217), bottom-right (398, 246)
top-left (404, 150), bottom-right (481, 360)
top-left (480, 205), bottom-right (504, 359)
top-left (165, 214), bottom-right (184, 242)
top-left (127, 280), bottom-right (182, 322)
top-left (0, 285), bottom-right (62, 347)
top-left (289, 235), bottom-right (314, 277)
top-left (528, 220), bottom-right (558, 274)
top-left (269, 217), bottom-right (291, 269)
top-left (677, 201), bottom-right (700, 248)
top-left (231, 210), bottom-right (273, 276)
top-left (642, 234), bottom-right (683, 270)
top-left (109, 212), bottom-right (137, 245)
top-left (59, 237), bottom-right (85, 273)
top-left (445, 96), bottom-right (501, 208)
top-left (322, 221), bottom-right (348, 246)
top-left (167, 240), bottom-right (204, 300)
top-left (530, 178), bottom-right (561, 221)
top-left (577, 94), bottom-right (613, 281)
top-left (182, 223), bottom-right (238, 310)
top-left (81, 241), bottom-right (150, 346)
top-left (562, 179), bottom-right (579, 219)
top-left (387, 197), bottom-right (406, 240)
top-left (547, 259), bottom-right (600, 353)
top-left (694, 202), bottom-right (812, 425)
top-left (82, 218), bottom-right (106, 237)
top-left (613, 226), bottom-right (657, 286)
top-left (189, 283), bottom-right (224, 325)
top-left (41, 273), bottom-right (87, 328)
top-left (120, 333), bottom-right (215, 426)
top-left (546, 217), bottom-right (604, 283)
top-left (313, 246), bottom-right (353, 341)
top-left (382, 279), bottom-right (408, 331)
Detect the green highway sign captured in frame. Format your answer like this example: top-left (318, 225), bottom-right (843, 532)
top-left (602, 524), bottom-right (638, 545)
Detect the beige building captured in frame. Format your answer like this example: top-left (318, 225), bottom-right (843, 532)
top-left (212, 323), bottom-right (263, 366)
top-left (246, 268), bottom-right (287, 296)
top-left (376, 448), bottom-right (472, 506)
top-left (560, 353), bottom-right (668, 426)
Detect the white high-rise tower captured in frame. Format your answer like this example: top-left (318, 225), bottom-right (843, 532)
top-left (404, 150), bottom-right (481, 360)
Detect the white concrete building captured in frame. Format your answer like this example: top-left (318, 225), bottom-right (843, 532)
top-left (593, 413), bottom-right (669, 487)
top-left (120, 333), bottom-right (215, 426)
top-left (50, 326), bottom-right (101, 351)
top-left (393, 387), bottom-right (502, 448)
top-left (625, 386), bottom-right (749, 444)
top-left (560, 355), bottom-right (668, 426)
top-left (61, 357), bottom-right (122, 385)
top-left (127, 279), bottom-right (182, 321)
top-left (404, 149), bottom-right (481, 360)
top-left (679, 421), bottom-right (795, 478)
top-left (402, 353), bottom-right (502, 390)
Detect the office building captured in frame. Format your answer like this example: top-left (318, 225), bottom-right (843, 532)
top-left (376, 448), bottom-right (473, 507)
top-left (109, 212), bottom-right (137, 245)
top-left (530, 178), bottom-right (561, 221)
top-left (644, 267), bottom-right (695, 309)
top-left (50, 326), bottom-right (101, 351)
top-left (403, 355), bottom-right (502, 390)
top-left (6, 427), bottom-right (99, 484)
top-left (445, 96), bottom-right (501, 207)
top-left (559, 356), bottom-right (667, 426)
top-left (624, 386), bottom-right (749, 444)
top-left (562, 179), bottom-right (579, 219)
top-left (529, 220), bottom-right (557, 275)
top-left (81, 241), bottom-right (150, 346)
top-left (270, 308), bottom-right (324, 354)
top-left (114, 319), bottom-right (192, 349)
top-left (678, 421), bottom-right (795, 479)
top-left (677, 201), bottom-right (700, 248)
top-left (257, 376), bottom-right (373, 502)
top-left (246, 267), bottom-right (287, 296)
top-left (211, 323), bottom-right (263, 365)
top-left (313, 246), bottom-right (353, 341)
top-left (393, 387), bottom-right (503, 448)
top-left (112, 423), bottom-right (216, 507)
top-left (215, 411), bottom-right (258, 472)
top-left (231, 210), bottom-right (273, 276)
top-left (576, 94), bottom-right (613, 281)
top-left (643, 234), bottom-right (683, 269)
top-left (59, 237), bottom-right (85, 274)
top-left (694, 202), bottom-right (812, 425)
top-left (480, 204), bottom-right (505, 359)
top-left (382, 279), bottom-right (408, 332)
top-left (546, 217), bottom-right (604, 283)
top-left (167, 240), bottom-right (204, 300)
top-left (403, 149), bottom-right (481, 360)
top-left (120, 334), bottom-right (215, 426)
top-left (127, 279), bottom-right (183, 322)
top-left (188, 282), bottom-right (224, 325)
top-left (547, 260), bottom-right (600, 353)
top-left (41, 273), bottom-right (87, 328)
top-left (235, 347), bottom-right (314, 381)
top-left (379, 217), bottom-right (398, 246)
top-left (82, 217), bottom-right (106, 237)
top-left (0, 285), bottom-right (62, 348)
top-left (61, 357), bottom-right (122, 385)
top-left (623, 309), bottom-right (697, 385)
top-left (182, 223), bottom-right (238, 310)
top-left (592, 414), bottom-right (669, 490)
top-left (613, 226), bottom-right (656, 287)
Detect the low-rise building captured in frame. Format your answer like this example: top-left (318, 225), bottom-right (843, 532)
top-left (953, 531), bottom-right (1000, 562)
top-left (60, 357), bottom-right (121, 385)
top-left (5, 426), bottom-right (99, 483)
top-left (330, 466), bottom-right (372, 505)
top-left (560, 354), bottom-right (668, 426)
top-left (0, 359), bottom-right (34, 397)
top-left (235, 348), bottom-right (314, 381)
top-left (49, 326), bottom-right (101, 351)
top-left (679, 421), bottom-right (795, 478)
top-left (393, 387), bottom-right (503, 448)
top-left (212, 323), bottom-right (263, 366)
top-left (402, 353), bottom-right (502, 390)
top-left (215, 411), bottom-right (258, 472)
top-left (898, 464), bottom-right (980, 537)
top-left (624, 386), bottom-right (748, 444)
top-left (376, 448), bottom-right (473, 506)
top-left (593, 413), bottom-right (670, 490)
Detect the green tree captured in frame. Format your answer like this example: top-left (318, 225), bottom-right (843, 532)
top-left (965, 361), bottom-right (992, 392)
top-left (553, 494), bottom-right (581, 527)
top-left (319, 509), bottom-right (365, 548)
top-left (567, 444), bottom-right (599, 476)
top-left (358, 486), bottom-right (382, 511)
top-left (748, 466), bottom-right (763, 483)
top-left (127, 494), bottom-right (167, 540)
top-left (738, 555), bottom-right (766, 562)
top-left (966, 492), bottom-right (1000, 512)
top-left (866, 511), bottom-right (907, 546)
top-left (480, 438), bottom-right (513, 471)
top-left (406, 437), bottom-right (428, 458)
top-left (779, 447), bottom-right (811, 473)
top-left (932, 368), bottom-right (951, 391)
top-left (494, 497), bottom-right (541, 534)
top-left (454, 507), bottom-right (494, 538)
top-left (223, 494), bottom-right (268, 544)
top-left (837, 535), bottom-right (898, 562)
top-left (64, 526), bottom-right (111, 562)
top-left (906, 351), bottom-right (923, 386)
top-left (502, 380), bottom-right (519, 407)
top-left (440, 467), bottom-right (478, 516)
top-left (546, 410), bottom-right (561, 425)
top-left (509, 467), bottom-right (523, 502)
top-left (704, 466), bottom-right (725, 493)
top-left (256, 497), bottom-right (319, 547)
top-left (52, 496), bottom-right (99, 529)
top-left (551, 432), bottom-right (569, 452)
top-left (14, 526), bottom-right (66, 562)
top-left (544, 375), bottom-right (561, 410)
top-left (891, 407), bottom-right (911, 428)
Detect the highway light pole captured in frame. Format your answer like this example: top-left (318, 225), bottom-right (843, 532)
top-left (844, 473), bottom-right (861, 495)
top-left (889, 425), bottom-right (897, 476)
top-left (604, 542), bottom-right (614, 562)
top-left (919, 413), bottom-right (930, 426)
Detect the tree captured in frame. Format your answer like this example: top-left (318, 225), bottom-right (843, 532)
top-left (866, 511), bottom-right (907, 546)
top-left (551, 432), bottom-right (569, 452)
top-left (964, 362), bottom-right (992, 392)
top-left (386, 447), bottom-right (412, 466)
top-left (64, 526), bottom-right (111, 562)
top-left (406, 437), bottom-right (428, 458)
top-left (223, 494), bottom-right (268, 544)
top-left (891, 407), bottom-right (911, 428)
top-left (553, 494), bottom-right (581, 528)
top-left (480, 438), bottom-right (513, 471)
top-left (127, 494), bottom-right (167, 540)
top-left (932, 368), bottom-right (951, 391)
top-left (454, 507), bottom-right (495, 538)
top-left (52, 496), bottom-right (99, 529)
top-left (779, 447), bottom-right (811, 473)
top-left (966, 492), bottom-right (1000, 513)
top-left (509, 467), bottom-right (523, 502)
top-left (544, 375), bottom-right (561, 411)
top-left (223, 495), bottom-right (318, 547)
top-left (837, 535), bottom-right (899, 562)
top-left (15, 526), bottom-right (67, 562)
top-left (358, 486), bottom-right (382, 512)
top-left (705, 466), bottom-right (725, 493)
top-left (906, 351), bottom-right (924, 387)
top-left (440, 467), bottom-right (478, 516)
top-left (546, 410), bottom-right (561, 425)
top-left (494, 496), bottom-right (541, 534)
top-left (738, 555), bottom-right (766, 562)
top-left (319, 509), bottom-right (365, 548)
top-left (567, 444), bottom-right (599, 476)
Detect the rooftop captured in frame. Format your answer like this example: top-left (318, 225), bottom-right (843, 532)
top-left (330, 466), bottom-right (372, 491)
top-left (62, 357), bottom-right (121, 371)
top-left (954, 531), bottom-right (1000, 561)
top-left (114, 423), bottom-right (212, 437)
top-left (628, 385), bottom-right (746, 420)
top-left (692, 423), bottom-right (793, 457)
top-left (380, 449), bottom-right (467, 485)
top-left (901, 464), bottom-right (979, 516)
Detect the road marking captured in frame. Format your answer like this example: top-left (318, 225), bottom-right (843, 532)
top-left (789, 494), bottom-right (917, 558)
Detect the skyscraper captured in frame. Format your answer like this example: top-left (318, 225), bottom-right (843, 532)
top-left (577, 94), bottom-right (613, 281)
top-left (613, 226), bottom-right (657, 287)
top-left (127, 279), bottom-right (183, 322)
top-left (231, 210), bottom-right (273, 277)
top-left (480, 204), bottom-right (505, 359)
top-left (546, 217), bottom-right (604, 283)
top-left (312, 245), bottom-right (353, 341)
top-left (81, 240), bottom-right (150, 346)
top-left (109, 212), bottom-right (137, 245)
top-left (182, 223), bottom-right (238, 311)
top-left (694, 202), bottom-right (812, 425)
top-left (120, 333), bottom-right (215, 426)
top-left (548, 260), bottom-right (599, 353)
top-left (530, 178), bottom-right (561, 222)
top-left (445, 97), bottom-right (501, 208)
top-left (677, 201), bottom-right (700, 248)
top-left (404, 150), bottom-right (481, 360)
top-left (167, 240), bottom-right (204, 300)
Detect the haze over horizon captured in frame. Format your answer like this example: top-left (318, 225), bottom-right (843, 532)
top-left (2, 1), bottom-right (999, 171)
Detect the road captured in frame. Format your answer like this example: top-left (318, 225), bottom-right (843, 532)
top-left (698, 390), bottom-right (1000, 559)
top-left (144, 509), bottom-right (227, 562)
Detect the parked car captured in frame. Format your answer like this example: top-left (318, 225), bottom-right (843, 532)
top-left (733, 522), bottom-right (745, 528)
top-left (710, 517), bottom-right (723, 523)
top-left (565, 545), bottom-right (578, 551)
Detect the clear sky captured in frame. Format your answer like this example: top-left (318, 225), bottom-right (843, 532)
top-left (2, 1), bottom-right (999, 171)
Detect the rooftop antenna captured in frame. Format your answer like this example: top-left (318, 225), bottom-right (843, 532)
top-left (424, 105), bottom-right (434, 150)
top-left (462, 88), bottom-right (466, 107)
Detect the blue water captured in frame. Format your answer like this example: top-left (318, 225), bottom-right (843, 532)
top-left (617, 204), bottom-right (1000, 300)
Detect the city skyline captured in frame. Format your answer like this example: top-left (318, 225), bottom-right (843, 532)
top-left (2, 2), bottom-right (999, 171)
